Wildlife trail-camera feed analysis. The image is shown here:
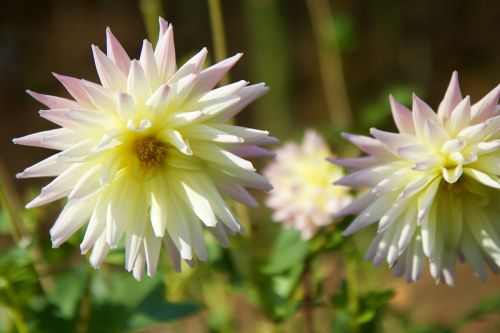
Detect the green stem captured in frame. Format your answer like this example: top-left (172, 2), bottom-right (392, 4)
top-left (207, 0), bottom-right (278, 326)
top-left (301, 259), bottom-right (314, 333)
top-left (4, 283), bottom-right (29, 333)
top-left (207, 0), bottom-right (230, 85)
top-left (7, 308), bottom-right (29, 333)
top-left (344, 240), bottom-right (359, 333)
top-left (0, 158), bottom-right (54, 295)
top-left (0, 159), bottom-right (25, 242)
top-left (139, 0), bottom-right (164, 43)
top-left (75, 269), bottom-right (93, 333)
top-left (305, 0), bottom-right (353, 128)
top-left (30, 239), bottom-right (54, 295)
top-left (242, 0), bottom-right (292, 137)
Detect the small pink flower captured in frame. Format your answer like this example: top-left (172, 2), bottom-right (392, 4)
top-left (264, 130), bottom-right (351, 239)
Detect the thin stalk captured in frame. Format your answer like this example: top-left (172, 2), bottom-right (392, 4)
top-left (139, 0), bottom-right (164, 43)
top-left (0, 159), bottom-right (25, 241)
top-left (305, 0), bottom-right (353, 128)
top-left (345, 240), bottom-right (359, 333)
top-left (208, 0), bottom-right (230, 85)
top-left (207, 0), bottom-right (277, 324)
top-left (301, 259), bottom-right (314, 333)
top-left (6, 308), bottom-right (28, 333)
top-left (4, 284), bottom-right (29, 333)
top-left (30, 239), bottom-right (55, 295)
top-left (75, 269), bottom-right (92, 333)
top-left (243, 0), bottom-right (292, 137)
top-left (0, 158), bottom-right (54, 294)
top-left (207, 0), bottom-right (257, 249)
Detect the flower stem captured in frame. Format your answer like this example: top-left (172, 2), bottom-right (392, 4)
top-left (0, 158), bottom-right (54, 295)
top-left (207, 0), bottom-right (230, 85)
top-left (76, 269), bottom-right (93, 333)
top-left (0, 159), bottom-right (25, 242)
top-left (301, 259), bottom-right (314, 333)
top-left (344, 240), bottom-right (360, 333)
top-left (6, 308), bottom-right (28, 333)
top-left (139, 0), bottom-right (164, 43)
top-left (305, 0), bottom-right (353, 128)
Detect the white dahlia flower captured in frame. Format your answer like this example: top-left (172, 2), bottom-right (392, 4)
top-left (333, 72), bottom-right (500, 285)
top-left (14, 18), bottom-right (274, 280)
top-left (263, 130), bottom-right (351, 239)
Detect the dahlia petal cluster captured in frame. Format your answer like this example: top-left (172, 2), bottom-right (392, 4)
top-left (14, 18), bottom-right (274, 280)
top-left (333, 72), bottom-right (500, 285)
top-left (264, 130), bottom-right (351, 239)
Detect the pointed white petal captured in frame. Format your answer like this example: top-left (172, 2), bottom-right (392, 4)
top-left (343, 192), bottom-right (398, 236)
top-left (127, 60), bottom-right (150, 103)
top-left (27, 90), bottom-right (80, 109)
top-left (192, 142), bottom-right (254, 171)
top-left (448, 96), bottom-right (471, 134)
top-left (193, 53), bottom-right (242, 93)
top-left (463, 168), bottom-right (500, 189)
top-left (417, 177), bottom-right (441, 223)
top-left (51, 195), bottom-right (97, 247)
top-left (412, 94), bottom-right (440, 139)
top-left (145, 84), bottom-right (170, 109)
top-left (441, 164), bottom-right (463, 184)
top-left (149, 173), bottom-right (168, 237)
top-left (168, 48), bottom-right (208, 83)
top-left (144, 230), bottom-right (162, 277)
top-left (92, 45), bottom-right (127, 90)
top-left (106, 27), bottom-right (131, 74)
top-left (139, 39), bottom-right (160, 90)
top-left (154, 23), bottom-right (176, 82)
top-left (89, 236), bottom-right (110, 268)
top-left (471, 84), bottom-right (500, 122)
top-left (437, 71), bottom-right (462, 121)
top-left (53, 73), bottom-right (94, 108)
top-left (389, 95), bottom-right (415, 135)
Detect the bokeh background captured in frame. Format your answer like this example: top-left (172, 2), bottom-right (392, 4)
top-left (0, 0), bottom-right (499, 332)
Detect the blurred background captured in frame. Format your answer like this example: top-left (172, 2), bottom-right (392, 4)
top-left (0, 0), bottom-right (499, 332)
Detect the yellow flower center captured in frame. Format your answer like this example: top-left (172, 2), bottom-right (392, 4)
top-left (436, 138), bottom-right (477, 184)
top-left (133, 136), bottom-right (167, 170)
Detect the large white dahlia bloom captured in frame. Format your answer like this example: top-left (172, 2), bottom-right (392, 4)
top-left (333, 72), bottom-right (499, 285)
top-left (14, 18), bottom-right (274, 280)
top-left (263, 130), bottom-right (351, 239)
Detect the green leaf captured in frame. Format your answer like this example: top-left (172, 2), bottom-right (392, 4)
top-left (361, 289), bottom-right (395, 310)
top-left (91, 270), bottom-right (160, 307)
top-left (47, 265), bottom-right (87, 318)
top-left (356, 309), bottom-right (376, 324)
top-left (0, 211), bottom-right (11, 234)
top-left (332, 310), bottom-right (351, 333)
top-left (87, 271), bottom-right (201, 332)
top-left (127, 283), bottom-right (201, 329)
top-left (103, 248), bottom-right (126, 266)
top-left (328, 14), bottom-right (357, 52)
top-left (27, 299), bottom-right (75, 333)
top-left (457, 293), bottom-right (500, 327)
top-left (262, 228), bottom-right (310, 274)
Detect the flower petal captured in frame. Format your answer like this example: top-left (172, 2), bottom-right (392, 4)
top-left (92, 45), bottom-right (127, 90)
top-left (106, 27), bottom-right (131, 75)
top-left (437, 71), bottom-right (462, 121)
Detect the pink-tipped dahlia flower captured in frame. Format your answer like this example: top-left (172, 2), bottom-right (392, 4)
top-left (14, 18), bottom-right (274, 280)
top-left (264, 130), bottom-right (351, 239)
top-left (333, 72), bottom-right (500, 285)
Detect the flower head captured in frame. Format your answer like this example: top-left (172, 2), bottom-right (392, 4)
top-left (264, 130), bottom-right (351, 239)
top-left (14, 18), bottom-right (274, 280)
top-left (333, 72), bottom-right (500, 285)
